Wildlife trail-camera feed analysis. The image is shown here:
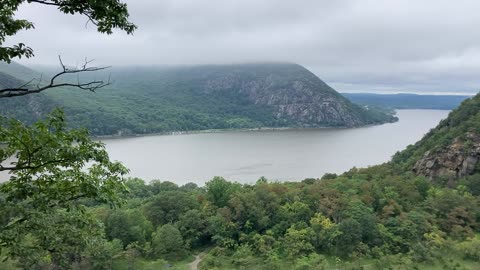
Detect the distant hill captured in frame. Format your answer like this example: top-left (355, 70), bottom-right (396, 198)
top-left (0, 62), bottom-right (59, 123)
top-left (0, 62), bottom-right (396, 136)
top-left (342, 92), bottom-right (472, 110)
top-left (392, 94), bottom-right (480, 182)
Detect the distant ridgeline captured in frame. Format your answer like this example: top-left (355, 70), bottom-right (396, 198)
top-left (0, 62), bottom-right (396, 136)
top-left (343, 92), bottom-right (472, 110)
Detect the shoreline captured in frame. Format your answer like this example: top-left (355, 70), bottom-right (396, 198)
top-left (93, 121), bottom-right (395, 140)
top-left (91, 109), bottom-right (422, 140)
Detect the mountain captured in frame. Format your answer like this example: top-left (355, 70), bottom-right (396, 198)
top-left (342, 92), bottom-right (471, 110)
top-left (0, 62), bottom-right (59, 123)
top-left (392, 93), bottom-right (480, 182)
top-left (0, 62), bottom-right (396, 135)
top-left (0, 71), bottom-right (23, 89)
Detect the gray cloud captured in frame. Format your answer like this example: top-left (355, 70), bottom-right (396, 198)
top-left (7, 0), bottom-right (480, 94)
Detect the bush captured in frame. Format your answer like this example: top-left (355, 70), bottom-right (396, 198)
top-left (199, 254), bottom-right (222, 270)
top-left (151, 224), bottom-right (186, 260)
top-left (231, 244), bottom-right (255, 267)
top-left (294, 253), bottom-right (326, 270)
top-left (457, 237), bottom-right (480, 261)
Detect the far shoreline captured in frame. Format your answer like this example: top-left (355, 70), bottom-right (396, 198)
top-left (94, 108), bottom-right (454, 140)
top-left (94, 116), bottom-right (399, 140)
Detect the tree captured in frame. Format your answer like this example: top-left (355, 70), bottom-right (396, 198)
top-left (124, 178), bottom-right (152, 198)
top-left (151, 224), bottom-right (186, 260)
top-left (205, 176), bottom-right (240, 208)
top-left (0, 0), bottom-right (136, 97)
top-left (0, 109), bottom-right (129, 265)
top-left (343, 199), bottom-right (380, 247)
top-left (335, 218), bottom-right (362, 257)
top-left (0, 0), bottom-right (136, 265)
top-left (231, 244), bottom-right (255, 267)
top-left (310, 213), bottom-right (336, 250)
top-left (0, 0), bottom-right (136, 63)
top-left (144, 190), bottom-right (198, 227)
top-left (105, 209), bottom-right (153, 248)
top-left (0, 109), bottom-right (128, 206)
top-left (176, 209), bottom-right (208, 248)
top-left (6, 208), bottom-right (107, 269)
top-left (78, 238), bottom-right (123, 270)
top-left (283, 226), bottom-right (315, 259)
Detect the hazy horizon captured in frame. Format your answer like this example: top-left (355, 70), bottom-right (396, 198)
top-left (7, 0), bottom-right (480, 94)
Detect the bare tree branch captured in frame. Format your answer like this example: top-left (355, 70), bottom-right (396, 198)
top-left (0, 158), bottom-right (71, 172)
top-left (0, 56), bottom-right (112, 98)
top-left (27, 0), bottom-right (62, 7)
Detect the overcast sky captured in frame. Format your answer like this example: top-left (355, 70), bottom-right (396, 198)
top-left (8, 0), bottom-right (480, 94)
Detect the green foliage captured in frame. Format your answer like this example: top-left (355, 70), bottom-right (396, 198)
top-left (206, 176), bottom-right (240, 208)
top-left (176, 209), bottom-right (208, 248)
top-left (0, 109), bottom-right (128, 266)
top-left (0, 0), bottom-right (136, 63)
top-left (457, 237), bottom-right (480, 261)
top-left (0, 94), bottom-right (479, 269)
top-left (293, 253), bottom-right (326, 270)
top-left (124, 178), bottom-right (152, 198)
top-left (0, 109), bottom-right (129, 209)
top-left (231, 244), bottom-right (255, 267)
top-left (144, 190), bottom-right (198, 227)
top-left (44, 164), bottom-right (479, 269)
top-left (283, 226), bottom-right (315, 258)
top-left (151, 224), bottom-right (186, 260)
top-left (105, 209), bottom-right (153, 247)
top-left (335, 218), bottom-right (363, 257)
top-left (79, 238), bottom-right (123, 270)
top-left (393, 94), bottom-right (480, 169)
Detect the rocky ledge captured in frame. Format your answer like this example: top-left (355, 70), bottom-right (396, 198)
top-left (413, 132), bottom-right (480, 183)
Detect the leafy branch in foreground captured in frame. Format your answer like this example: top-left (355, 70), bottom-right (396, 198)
top-left (0, 0), bottom-right (136, 63)
top-left (0, 56), bottom-right (112, 98)
top-left (0, 109), bottom-right (129, 265)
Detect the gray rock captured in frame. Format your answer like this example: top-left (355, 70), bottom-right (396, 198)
top-left (413, 134), bottom-right (480, 181)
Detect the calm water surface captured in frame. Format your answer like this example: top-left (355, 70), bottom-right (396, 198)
top-left (100, 110), bottom-right (449, 185)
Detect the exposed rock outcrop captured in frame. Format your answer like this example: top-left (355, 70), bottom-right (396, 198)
top-left (201, 63), bottom-right (397, 127)
top-left (413, 133), bottom-right (480, 182)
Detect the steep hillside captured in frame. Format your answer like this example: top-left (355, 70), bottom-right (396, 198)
top-left (392, 93), bottom-right (480, 181)
top-left (0, 62), bottom-right (396, 135)
top-left (0, 61), bottom-right (39, 80)
top-left (0, 63), bottom-right (59, 123)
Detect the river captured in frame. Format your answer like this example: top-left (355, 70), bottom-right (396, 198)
top-left (99, 109), bottom-right (449, 185)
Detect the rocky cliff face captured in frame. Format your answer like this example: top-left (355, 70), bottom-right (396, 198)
top-left (392, 93), bottom-right (480, 183)
top-left (413, 133), bottom-right (480, 183)
top-left (200, 63), bottom-right (395, 127)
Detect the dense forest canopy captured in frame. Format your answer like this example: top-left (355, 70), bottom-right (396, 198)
top-left (1, 93), bottom-right (480, 269)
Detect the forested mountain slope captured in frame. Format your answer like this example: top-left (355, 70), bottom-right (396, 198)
top-left (0, 62), bottom-right (396, 135)
top-left (393, 94), bottom-right (480, 181)
top-left (0, 63), bottom-right (59, 124)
